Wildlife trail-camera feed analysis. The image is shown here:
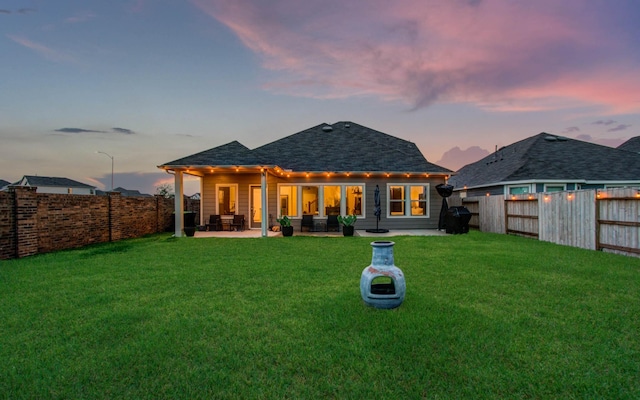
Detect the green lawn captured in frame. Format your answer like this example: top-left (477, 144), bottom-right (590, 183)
top-left (1, 232), bottom-right (639, 399)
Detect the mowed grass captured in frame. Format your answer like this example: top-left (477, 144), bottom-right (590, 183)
top-left (1, 232), bottom-right (639, 399)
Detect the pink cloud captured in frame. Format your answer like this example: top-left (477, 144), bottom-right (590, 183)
top-left (65, 11), bottom-right (96, 23)
top-left (191, 0), bottom-right (640, 114)
top-left (7, 35), bottom-right (76, 64)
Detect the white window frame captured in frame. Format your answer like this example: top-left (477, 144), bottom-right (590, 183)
top-left (277, 183), bottom-right (366, 219)
top-left (386, 183), bottom-right (430, 218)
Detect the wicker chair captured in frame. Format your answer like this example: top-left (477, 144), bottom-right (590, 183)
top-left (230, 214), bottom-right (245, 231)
top-left (301, 215), bottom-right (314, 232)
top-left (206, 214), bottom-right (222, 231)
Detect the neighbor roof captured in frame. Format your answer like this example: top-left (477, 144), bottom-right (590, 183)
top-left (17, 175), bottom-right (95, 189)
top-left (159, 121), bottom-right (451, 174)
top-left (618, 136), bottom-right (640, 153)
top-left (448, 133), bottom-right (640, 189)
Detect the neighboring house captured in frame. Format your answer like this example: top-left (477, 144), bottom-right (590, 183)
top-left (618, 136), bottom-right (640, 153)
top-left (189, 193), bottom-right (201, 200)
top-left (12, 175), bottom-right (96, 195)
top-left (0, 179), bottom-right (9, 190)
top-left (448, 133), bottom-right (640, 197)
top-left (158, 121), bottom-right (453, 235)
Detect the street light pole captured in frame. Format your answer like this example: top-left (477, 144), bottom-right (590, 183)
top-left (96, 151), bottom-right (114, 191)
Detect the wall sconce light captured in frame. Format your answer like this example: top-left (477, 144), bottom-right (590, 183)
top-left (366, 173), bottom-right (371, 178)
top-left (486, 193), bottom-right (490, 197)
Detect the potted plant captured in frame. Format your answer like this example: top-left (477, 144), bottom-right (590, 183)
top-left (337, 214), bottom-right (357, 236)
top-left (277, 215), bottom-right (294, 237)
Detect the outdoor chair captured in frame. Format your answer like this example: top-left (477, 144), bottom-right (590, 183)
top-left (230, 214), bottom-right (245, 231)
top-left (326, 215), bottom-right (340, 232)
top-left (301, 215), bottom-right (314, 232)
top-left (206, 214), bottom-right (222, 231)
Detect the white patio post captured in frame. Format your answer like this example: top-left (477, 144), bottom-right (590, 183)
top-left (261, 169), bottom-right (268, 237)
top-left (174, 170), bottom-right (184, 237)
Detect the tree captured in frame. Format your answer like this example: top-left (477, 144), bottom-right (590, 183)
top-left (155, 183), bottom-right (174, 198)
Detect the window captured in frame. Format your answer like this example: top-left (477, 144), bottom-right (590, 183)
top-left (302, 186), bottom-right (319, 215)
top-left (279, 184), bottom-right (365, 218)
top-left (508, 186), bottom-right (530, 195)
top-left (346, 186), bottom-right (363, 215)
top-left (217, 184), bottom-right (237, 215)
top-left (544, 184), bottom-right (565, 192)
top-left (410, 186), bottom-right (427, 216)
top-left (389, 186), bottom-right (405, 216)
top-left (279, 185), bottom-right (298, 217)
top-left (388, 184), bottom-right (430, 217)
top-left (323, 186), bottom-right (341, 215)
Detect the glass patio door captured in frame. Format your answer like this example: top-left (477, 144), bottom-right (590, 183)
top-left (250, 186), bottom-right (262, 229)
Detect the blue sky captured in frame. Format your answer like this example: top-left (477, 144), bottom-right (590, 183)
top-left (2, 0), bottom-right (639, 195)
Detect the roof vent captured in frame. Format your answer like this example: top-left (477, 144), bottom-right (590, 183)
top-left (556, 136), bottom-right (568, 141)
top-left (322, 125), bottom-right (333, 132)
top-left (544, 136), bottom-right (557, 142)
top-left (345, 123), bottom-right (350, 128)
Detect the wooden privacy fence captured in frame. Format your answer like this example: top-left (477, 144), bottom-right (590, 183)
top-left (451, 188), bottom-right (640, 257)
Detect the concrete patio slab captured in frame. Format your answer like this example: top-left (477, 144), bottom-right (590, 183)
top-left (192, 229), bottom-right (448, 238)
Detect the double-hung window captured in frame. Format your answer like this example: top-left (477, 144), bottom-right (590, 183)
top-left (387, 184), bottom-right (429, 217)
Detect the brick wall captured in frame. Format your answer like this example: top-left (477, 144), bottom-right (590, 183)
top-left (0, 187), bottom-right (182, 260)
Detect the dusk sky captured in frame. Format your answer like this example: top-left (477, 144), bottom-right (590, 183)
top-left (2, 0), bottom-right (639, 195)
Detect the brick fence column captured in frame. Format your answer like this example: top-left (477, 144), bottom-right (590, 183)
top-left (108, 191), bottom-right (122, 241)
top-left (13, 186), bottom-right (38, 258)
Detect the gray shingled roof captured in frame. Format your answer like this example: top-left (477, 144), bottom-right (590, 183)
top-left (162, 141), bottom-right (261, 166)
top-left (0, 179), bottom-right (9, 188)
top-left (448, 133), bottom-right (640, 189)
top-left (19, 175), bottom-right (95, 189)
top-left (160, 121), bottom-right (451, 174)
top-left (618, 136), bottom-right (640, 153)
